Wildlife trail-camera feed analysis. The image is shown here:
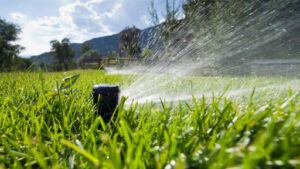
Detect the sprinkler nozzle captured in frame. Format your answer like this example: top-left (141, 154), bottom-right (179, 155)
top-left (93, 84), bottom-right (120, 123)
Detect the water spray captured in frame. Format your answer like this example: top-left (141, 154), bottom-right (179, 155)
top-left (115, 0), bottom-right (300, 105)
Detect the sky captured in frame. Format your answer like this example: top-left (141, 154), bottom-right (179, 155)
top-left (0, 0), bottom-right (174, 57)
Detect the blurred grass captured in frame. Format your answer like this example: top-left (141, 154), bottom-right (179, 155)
top-left (0, 70), bottom-right (299, 168)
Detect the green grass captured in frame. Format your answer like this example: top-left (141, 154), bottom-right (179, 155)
top-left (0, 70), bottom-right (299, 168)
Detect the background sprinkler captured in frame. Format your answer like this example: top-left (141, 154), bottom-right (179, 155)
top-left (93, 84), bottom-right (120, 123)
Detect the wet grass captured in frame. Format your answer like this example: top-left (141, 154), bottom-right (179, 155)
top-left (0, 70), bottom-right (299, 168)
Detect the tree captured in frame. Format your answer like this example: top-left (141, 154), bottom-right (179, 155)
top-left (0, 18), bottom-right (24, 71)
top-left (77, 50), bottom-right (101, 69)
top-left (50, 38), bottom-right (75, 71)
top-left (149, 0), bottom-right (180, 44)
top-left (80, 42), bottom-right (92, 56)
top-left (182, 0), bottom-right (216, 20)
top-left (107, 51), bottom-right (117, 59)
top-left (12, 57), bottom-right (33, 71)
top-left (118, 26), bottom-right (141, 58)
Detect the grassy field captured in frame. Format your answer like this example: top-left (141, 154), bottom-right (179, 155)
top-left (0, 70), bottom-right (299, 168)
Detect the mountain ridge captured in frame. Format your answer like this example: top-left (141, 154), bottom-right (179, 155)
top-left (30, 26), bottom-right (161, 64)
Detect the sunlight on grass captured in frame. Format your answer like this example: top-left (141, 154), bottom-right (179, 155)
top-left (0, 70), bottom-right (299, 168)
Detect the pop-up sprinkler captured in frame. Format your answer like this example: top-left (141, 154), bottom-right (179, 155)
top-left (93, 84), bottom-right (120, 123)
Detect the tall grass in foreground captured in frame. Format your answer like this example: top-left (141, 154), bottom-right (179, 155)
top-left (0, 70), bottom-right (299, 168)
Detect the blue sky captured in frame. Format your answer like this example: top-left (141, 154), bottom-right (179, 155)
top-left (0, 0), bottom-right (181, 56)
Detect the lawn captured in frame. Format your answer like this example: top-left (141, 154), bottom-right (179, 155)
top-left (0, 70), bottom-right (299, 168)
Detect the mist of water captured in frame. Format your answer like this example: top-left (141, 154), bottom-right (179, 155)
top-left (110, 0), bottom-right (300, 105)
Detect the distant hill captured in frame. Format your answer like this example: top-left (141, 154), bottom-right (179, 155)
top-left (30, 26), bottom-right (162, 64)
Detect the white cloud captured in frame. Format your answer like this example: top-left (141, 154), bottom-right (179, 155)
top-left (13, 0), bottom-right (154, 56)
top-left (9, 12), bottom-right (27, 23)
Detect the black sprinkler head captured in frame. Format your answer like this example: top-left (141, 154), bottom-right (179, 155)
top-left (93, 84), bottom-right (120, 123)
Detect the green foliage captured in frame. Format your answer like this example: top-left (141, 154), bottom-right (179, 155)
top-left (126, 44), bottom-right (141, 58)
top-left (0, 70), bottom-right (299, 168)
top-left (77, 50), bottom-right (101, 69)
top-left (0, 18), bottom-right (24, 71)
top-left (50, 38), bottom-right (75, 71)
top-left (12, 56), bottom-right (33, 71)
top-left (107, 51), bottom-right (117, 58)
top-left (149, 0), bottom-right (299, 68)
top-left (141, 48), bottom-right (153, 58)
top-left (149, 0), bottom-right (181, 44)
top-left (80, 42), bottom-right (92, 56)
top-left (118, 26), bottom-right (141, 58)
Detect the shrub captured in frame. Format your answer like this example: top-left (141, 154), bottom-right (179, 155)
top-left (141, 48), bottom-right (153, 58)
top-left (77, 50), bottom-right (101, 69)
